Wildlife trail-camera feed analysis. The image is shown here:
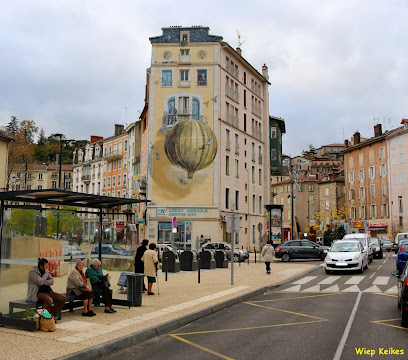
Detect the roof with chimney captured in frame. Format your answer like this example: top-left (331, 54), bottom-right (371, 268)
top-left (150, 26), bottom-right (222, 44)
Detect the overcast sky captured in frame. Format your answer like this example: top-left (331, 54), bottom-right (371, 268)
top-left (1, 0), bottom-right (407, 156)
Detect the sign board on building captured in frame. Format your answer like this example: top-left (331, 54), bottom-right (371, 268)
top-left (157, 208), bottom-right (166, 217)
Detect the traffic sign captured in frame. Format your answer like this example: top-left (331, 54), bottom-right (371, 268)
top-left (172, 216), bottom-right (177, 233)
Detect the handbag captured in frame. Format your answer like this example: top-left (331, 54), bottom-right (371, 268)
top-left (101, 275), bottom-right (111, 290)
top-left (38, 310), bottom-right (56, 332)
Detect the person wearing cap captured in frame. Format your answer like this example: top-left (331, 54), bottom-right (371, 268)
top-left (26, 258), bottom-right (67, 319)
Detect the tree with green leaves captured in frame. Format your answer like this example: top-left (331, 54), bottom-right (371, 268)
top-left (19, 120), bottom-right (38, 144)
top-left (37, 128), bottom-right (46, 146)
top-left (7, 116), bottom-right (19, 134)
top-left (46, 208), bottom-right (82, 239)
top-left (7, 208), bottom-right (37, 236)
top-left (334, 225), bottom-right (346, 240)
top-left (323, 225), bottom-right (334, 246)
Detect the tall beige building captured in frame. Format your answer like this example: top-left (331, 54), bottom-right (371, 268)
top-left (144, 26), bottom-right (270, 250)
top-left (0, 133), bottom-right (13, 191)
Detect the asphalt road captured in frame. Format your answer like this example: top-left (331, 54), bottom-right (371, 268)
top-left (105, 252), bottom-right (407, 360)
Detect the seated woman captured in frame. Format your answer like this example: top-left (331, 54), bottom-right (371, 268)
top-left (66, 261), bottom-right (95, 317)
top-left (85, 259), bottom-right (116, 313)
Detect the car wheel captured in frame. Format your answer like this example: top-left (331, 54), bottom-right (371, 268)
top-left (319, 253), bottom-right (326, 261)
top-left (401, 307), bottom-right (408, 328)
top-left (325, 268), bottom-right (330, 274)
top-left (380, 253), bottom-right (383, 259)
top-left (234, 254), bottom-right (240, 262)
top-left (364, 261), bottom-right (368, 270)
top-left (369, 255), bottom-right (373, 263)
top-left (358, 264), bottom-right (364, 274)
top-left (281, 253), bottom-right (290, 262)
top-left (398, 299), bottom-right (401, 310)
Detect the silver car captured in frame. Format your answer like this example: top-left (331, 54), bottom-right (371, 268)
top-left (200, 242), bottom-right (249, 262)
top-left (382, 240), bottom-right (394, 252)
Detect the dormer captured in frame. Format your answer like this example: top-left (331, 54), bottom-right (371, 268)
top-left (401, 118), bottom-right (408, 130)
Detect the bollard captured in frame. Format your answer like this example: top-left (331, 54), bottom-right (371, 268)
top-left (165, 256), bottom-right (168, 282)
top-left (248, 253), bottom-right (250, 265)
top-left (255, 251), bottom-right (257, 264)
top-left (198, 253), bottom-right (201, 283)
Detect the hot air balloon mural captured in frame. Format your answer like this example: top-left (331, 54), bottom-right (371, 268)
top-left (164, 118), bottom-right (217, 179)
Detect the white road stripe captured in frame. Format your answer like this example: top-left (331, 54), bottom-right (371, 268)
top-left (385, 286), bottom-right (398, 293)
top-left (318, 276), bottom-right (341, 285)
top-left (292, 276), bottom-right (317, 285)
top-left (322, 284), bottom-right (340, 292)
top-left (342, 285), bottom-right (361, 292)
top-left (363, 285), bottom-right (382, 293)
top-left (345, 276), bottom-right (365, 285)
top-left (281, 285), bottom-right (302, 292)
top-left (333, 292), bottom-right (362, 360)
top-left (301, 285), bottom-right (321, 292)
top-left (373, 276), bottom-right (389, 286)
top-left (369, 272), bottom-right (376, 279)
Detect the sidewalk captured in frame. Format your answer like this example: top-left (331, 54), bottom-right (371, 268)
top-left (0, 259), bottom-right (320, 360)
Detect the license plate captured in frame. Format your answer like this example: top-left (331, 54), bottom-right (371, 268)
top-left (335, 262), bottom-right (348, 266)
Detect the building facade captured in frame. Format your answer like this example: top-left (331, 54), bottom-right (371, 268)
top-left (387, 119), bottom-right (408, 236)
top-left (0, 133), bottom-right (13, 191)
top-left (145, 26), bottom-right (270, 250)
top-left (269, 116), bottom-right (285, 176)
top-left (46, 164), bottom-right (73, 190)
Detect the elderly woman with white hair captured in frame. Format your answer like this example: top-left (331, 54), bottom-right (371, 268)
top-left (67, 261), bottom-right (95, 317)
top-left (85, 259), bottom-right (116, 314)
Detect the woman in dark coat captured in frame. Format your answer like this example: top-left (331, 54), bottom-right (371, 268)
top-left (135, 239), bottom-right (149, 292)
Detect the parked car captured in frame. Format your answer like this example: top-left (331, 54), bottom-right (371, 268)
top-left (156, 244), bottom-right (179, 262)
top-left (343, 233), bottom-right (373, 262)
top-left (395, 233), bottom-right (408, 253)
top-left (65, 245), bottom-right (87, 261)
top-left (200, 242), bottom-right (249, 262)
top-left (274, 240), bottom-right (329, 262)
top-left (396, 241), bottom-right (408, 273)
top-left (392, 263), bottom-right (408, 327)
top-left (369, 237), bottom-right (383, 259)
top-left (325, 240), bottom-right (368, 274)
top-left (382, 240), bottom-right (395, 252)
top-left (90, 244), bottom-right (131, 256)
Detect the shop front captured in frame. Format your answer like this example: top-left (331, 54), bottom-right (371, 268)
top-left (367, 220), bottom-right (390, 240)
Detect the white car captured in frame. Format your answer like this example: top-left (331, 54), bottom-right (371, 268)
top-left (325, 240), bottom-right (369, 274)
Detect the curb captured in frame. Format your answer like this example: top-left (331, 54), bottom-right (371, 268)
top-left (57, 264), bottom-right (321, 360)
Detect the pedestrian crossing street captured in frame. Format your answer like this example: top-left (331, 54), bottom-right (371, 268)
top-left (280, 275), bottom-right (398, 294)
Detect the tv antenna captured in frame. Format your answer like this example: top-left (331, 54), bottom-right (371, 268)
top-left (237, 30), bottom-right (245, 48)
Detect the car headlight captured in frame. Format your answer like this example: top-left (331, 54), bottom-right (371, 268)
top-left (353, 254), bottom-right (360, 261)
top-left (325, 255), bottom-right (331, 261)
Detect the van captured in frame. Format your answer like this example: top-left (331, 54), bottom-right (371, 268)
top-left (394, 233), bottom-right (408, 253)
top-left (343, 233), bottom-right (373, 262)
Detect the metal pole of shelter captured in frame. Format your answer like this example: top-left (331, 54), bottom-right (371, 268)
top-left (0, 200), bottom-right (4, 269)
top-left (99, 208), bottom-right (103, 261)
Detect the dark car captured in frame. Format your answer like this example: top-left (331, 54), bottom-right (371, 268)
top-left (382, 240), bottom-right (395, 252)
top-left (91, 244), bottom-right (131, 256)
top-left (396, 241), bottom-right (408, 273)
top-left (369, 237), bottom-right (383, 259)
top-left (201, 242), bottom-right (249, 262)
top-left (392, 263), bottom-right (408, 327)
top-left (274, 240), bottom-right (329, 262)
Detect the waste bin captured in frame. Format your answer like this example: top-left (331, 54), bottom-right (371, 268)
top-left (215, 250), bottom-right (229, 268)
top-left (180, 250), bottom-right (198, 271)
top-left (162, 250), bottom-right (181, 273)
top-left (199, 250), bottom-right (216, 269)
top-left (126, 273), bottom-right (144, 306)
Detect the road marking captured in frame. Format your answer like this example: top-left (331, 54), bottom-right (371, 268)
top-left (301, 285), bottom-right (321, 292)
top-left (377, 265), bottom-right (383, 270)
top-left (376, 292), bottom-right (398, 297)
top-left (322, 284), bottom-right (340, 292)
top-left (333, 292), bottom-right (362, 360)
top-left (170, 335), bottom-right (234, 360)
top-left (363, 285), bottom-right (382, 293)
top-left (245, 302), bottom-right (327, 320)
top-left (255, 293), bottom-right (339, 302)
top-left (292, 276), bottom-right (317, 285)
top-left (345, 276), bottom-right (365, 285)
top-left (281, 285), bottom-right (302, 292)
top-left (342, 285), bottom-right (361, 292)
top-left (369, 272), bottom-right (376, 279)
top-left (371, 318), bottom-right (408, 331)
top-left (318, 276), bottom-right (341, 285)
top-left (373, 276), bottom-right (389, 285)
top-left (385, 286), bottom-right (398, 294)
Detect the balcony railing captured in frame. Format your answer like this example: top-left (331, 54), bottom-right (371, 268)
top-left (226, 139), bottom-right (231, 151)
top-left (103, 150), bottom-right (122, 160)
top-left (258, 154), bottom-right (263, 164)
top-left (252, 103), bottom-right (262, 118)
top-left (178, 80), bottom-right (191, 87)
top-left (235, 143), bottom-right (240, 155)
top-left (81, 175), bottom-right (91, 182)
top-left (252, 128), bottom-right (262, 141)
top-left (179, 55), bottom-right (191, 64)
top-left (161, 80), bottom-right (173, 86)
top-left (226, 112), bottom-right (239, 128)
top-left (197, 80), bottom-right (207, 86)
top-left (226, 63), bottom-right (239, 79)
top-left (51, 174), bottom-right (58, 179)
top-left (251, 85), bottom-right (262, 98)
top-left (252, 152), bottom-right (256, 162)
top-left (225, 84), bottom-right (239, 103)
top-left (160, 111), bottom-right (207, 133)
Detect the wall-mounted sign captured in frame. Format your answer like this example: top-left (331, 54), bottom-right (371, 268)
top-left (168, 208), bottom-right (209, 217)
top-left (352, 221), bottom-right (365, 228)
top-left (157, 208), bottom-right (166, 217)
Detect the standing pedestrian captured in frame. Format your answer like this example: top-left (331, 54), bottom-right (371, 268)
top-left (142, 243), bottom-right (159, 295)
top-left (261, 240), bottom-right (275, 275)
top-left (135, 239), bottom-right (149, 292)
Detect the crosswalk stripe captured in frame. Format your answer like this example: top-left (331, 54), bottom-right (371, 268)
top-left (281, 285), bottom-right (302, 292)
top-left (322, 284), bottom-right (340, 292)
top-left (292, 276), bottom-right (317, 285)
top-left (373, 276), bottom-right (390, 286)
top-left (345, 276), bottom-right (365, 285)
top-left (342, 285), bottom-right (361, 292)
top-left (318, 276), bottom-right (341, 285)
top-left (363, 285), bottom-right (382, 293)
top-left (385, 286), bottom-right (398, 293)
top-left (301, 285), bottom-right (321, 292)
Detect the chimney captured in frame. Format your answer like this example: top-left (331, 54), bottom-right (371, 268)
top-left (344, 139), bottom-right (349, 148)
top-left (262, 64), bottom-right (269, 81)
top-left (353, 131), bottom-right (360, 145)
top-left (114, 124), bottom-right (125, 136)
top-left (236, 47), bottom-right (242, 56)
top-left (374, 123), bottom-right (382, 137)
